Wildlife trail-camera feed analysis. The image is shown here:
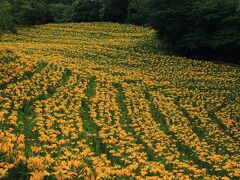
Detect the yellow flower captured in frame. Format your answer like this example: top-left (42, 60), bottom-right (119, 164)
top-left (27, 157), bottom-right (46, 171)
top-left (31, 146), bottom-right (42, 153)
top-left (16, 134), bottom-right (25, 144)
top-left (30, 170), bottom-right (49, 180)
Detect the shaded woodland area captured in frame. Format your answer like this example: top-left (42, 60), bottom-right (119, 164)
top-left (0, 0), bottom-right (240, 63)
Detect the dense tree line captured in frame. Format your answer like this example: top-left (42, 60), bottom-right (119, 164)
top-left (0, 0), bottom-right (239, 63)
top-left (147, 0), bottom-right (240, 63)
top-left (0, 0), bottom-right (15, 34)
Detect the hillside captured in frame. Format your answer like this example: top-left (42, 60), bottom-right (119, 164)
top-left (0, 23), bottom-right (239, 179)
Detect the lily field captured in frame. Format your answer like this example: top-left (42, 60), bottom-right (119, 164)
top-left (0, 23), bottom-right (240, 179)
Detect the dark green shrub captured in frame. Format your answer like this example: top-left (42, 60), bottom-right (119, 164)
top-left (148, 0), bottom-right (240, 63)
top-left (11, 0), bottom-right (53, 25)
top-left (127, 0), bottom-right (148, 25)
top-left (71, 0), bottom-right (101, 22)
top-left (0, 0), bottom-right (15, 35)
top-left (101, 0), bottom-right (129, 23)
top-left (49, 3), bottom-right (72, 23)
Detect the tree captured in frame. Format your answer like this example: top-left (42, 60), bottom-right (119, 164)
top-left (71, 0), bottom-right (101, 22)
top-left (11, 0), bottom-right (53, 25)
top-left (43, 0), bottom-right (75, 4)
top-left (0, 0), bottom-right (15, 35)
top-left (49, 3), bottom-right (72, 23)
top-left (101, 0), bottom-right (129, 22)
top-left (148, 0), bottom-right (240, 63)
top-left (127, 0), bottom-right (148, 25)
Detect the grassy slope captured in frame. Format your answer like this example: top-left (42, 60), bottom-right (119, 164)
top-left (0, 23), bottom-right (239, 179)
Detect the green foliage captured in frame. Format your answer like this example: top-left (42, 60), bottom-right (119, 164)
top-left (71, 0), bottom-right (101, 22)
top-left (6, 163), bottom-right (30, 179)
top-left (0, 0), bottom-right (15, 35)
top-left (11, 0), bottom-right (53, 25)
top-left (101, 0), bottom-right (129, 22)
top-left (127, 0), bottom-right (148, 25)
top-left (43, 0), bottom-right (75, 4)
top-left (48, 3), bottom-right (72, 23)
top-left (148, 0), bottom-right (240, 63)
